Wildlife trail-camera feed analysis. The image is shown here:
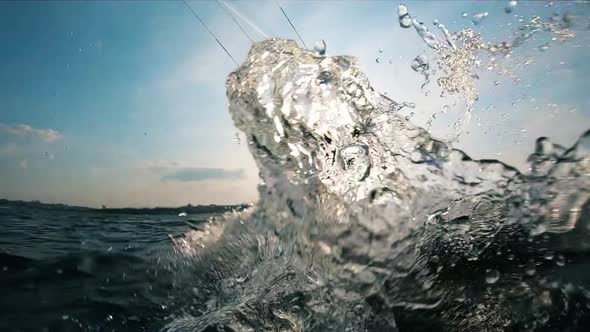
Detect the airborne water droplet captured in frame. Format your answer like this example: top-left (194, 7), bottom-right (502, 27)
top-left (378, 48), bottom-right (383, 53)
top-left (505, 1), bottom-right (517, 14)
top-left (433, 19), bottom-right (439, 26)
top-left (375, 58), bottom-right (381, 63)
top-left (472, 12), bottom-right (488, 25)
top-left (398, 4), bottom-right (412, 28)
top-left (485, 269), bottom-right (500, 284)
top-left (411, 55), bottom-right (429, 72)
top-left (313, 40), bottom-right (326, 55)
top-left (461, 12), bottom-right (468, 18)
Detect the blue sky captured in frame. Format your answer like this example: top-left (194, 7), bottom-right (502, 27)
top-left (0, 1), bottom-right (588, 207)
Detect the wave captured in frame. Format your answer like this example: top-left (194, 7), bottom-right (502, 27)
top-left (165, 9), bottom-right (590, 332)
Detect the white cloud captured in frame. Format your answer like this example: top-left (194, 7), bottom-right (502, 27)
top-left (0, 123), bottom-right (61, 142)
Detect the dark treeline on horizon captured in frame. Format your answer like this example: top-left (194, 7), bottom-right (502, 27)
top-left (0, 198), bottom-right (250, 215)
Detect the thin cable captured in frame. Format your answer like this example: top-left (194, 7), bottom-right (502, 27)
top-left (215, 0), bottom-right (254, 43)
top-left (274, 0), bottom-right (307, 49)
top-left (182, 0), bottom-right (238, 66)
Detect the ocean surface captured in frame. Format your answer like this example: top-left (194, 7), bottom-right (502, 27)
top-left (0, 201), bottom-right (218, 331)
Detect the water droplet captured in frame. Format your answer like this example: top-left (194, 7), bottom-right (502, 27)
top-left (2, 266), bottom-right (7, 272)
top-left (61, 315), bottom-right (69, 320)
top-left (378, 48), bottom-right (383, 53)
top-left (461, 12), bottom-right (468, 18)
top-left (56, 268), bottom-right (63, 275)
top-left (398, 4), bottom-right (412, 28)
top-left (78, 47), bottom-right (82, 53)
top-left (556, 254), bottom-right (566, 266)
top-left (494, 81), bottom-right (500, 86)
top-left (106, 315), bottom-right (113, 321)
top-left (505, 1), bottom-right (517, 14)
top-left (485, 269), bottom-right (500, 284)
top-left (388, 59), bottom-right (393, 64)
top-left (472, 12), bottom-right (488, 25)
top-left (543, 251), bottom-right (555, 260)
top-left (538, 43), bottom-right (550, 52)
top-left (411, 55), bottom-right (429, 72)
top-left (433, 19), bottom-right (439, 26)
top-left (375, 58), bottom-right (381, 63)
top-left (525, 260), bottom-right (536, 276)
top-left (313, 40), bottom-right (326, 55)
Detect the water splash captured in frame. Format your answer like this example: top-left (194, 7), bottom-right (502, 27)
top-left (411, 18), bottom-right (442, 49)
top-left (398, 4), bottom-right (578, 140)
top-left (163, 37), bottom-right (590, 331)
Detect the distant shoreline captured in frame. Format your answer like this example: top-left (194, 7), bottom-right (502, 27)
top-left (0, 198), bottom-right (250, 215)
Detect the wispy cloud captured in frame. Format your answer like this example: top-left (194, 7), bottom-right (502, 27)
top-left (161, 167), bottom-right (244, 182)
top-left (0, 123), bottom-right (61, 142)
top-left (143, 160), bottom-right (245, 182)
